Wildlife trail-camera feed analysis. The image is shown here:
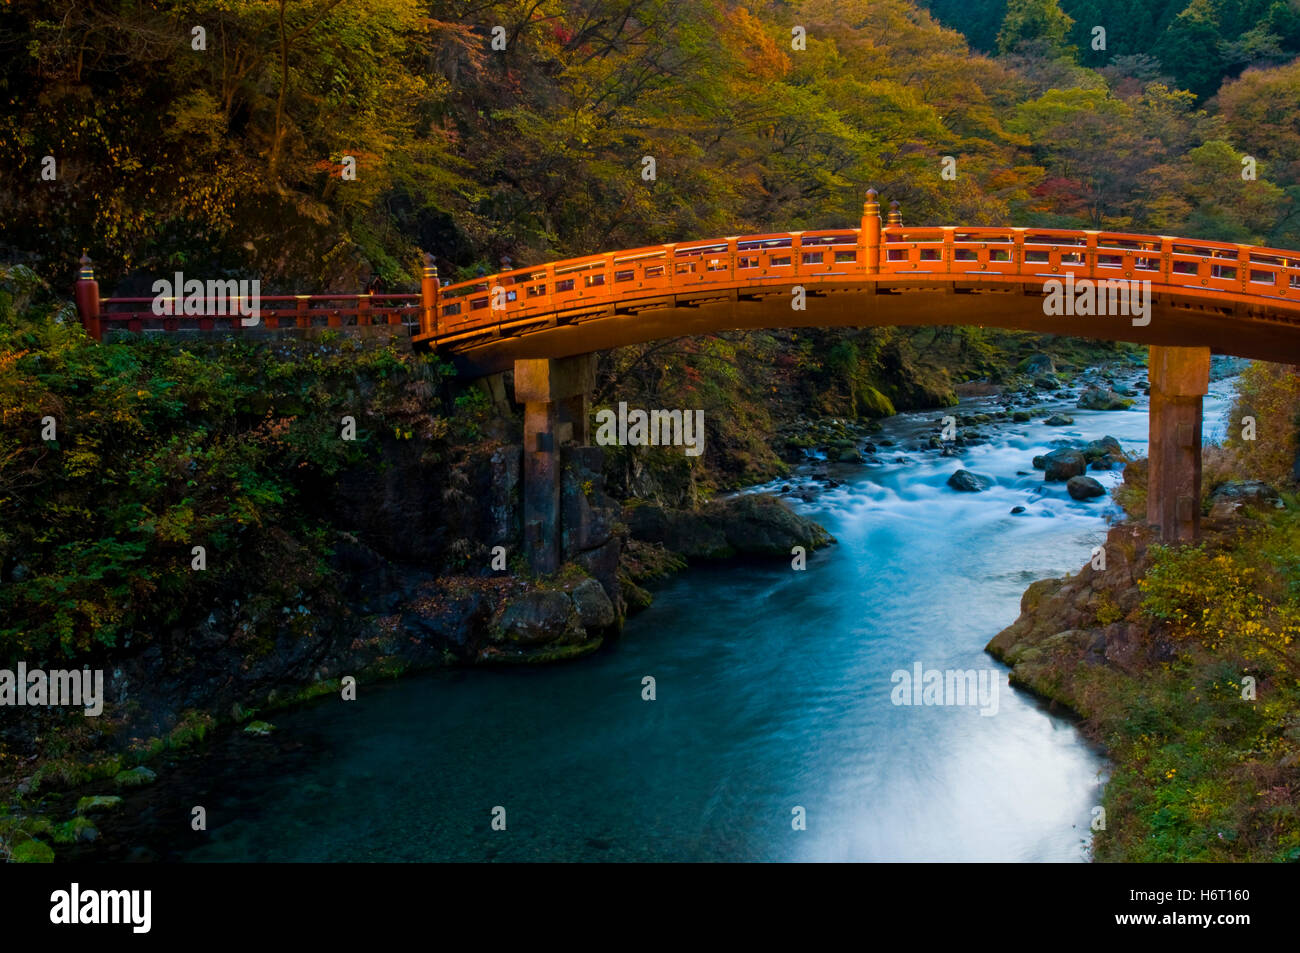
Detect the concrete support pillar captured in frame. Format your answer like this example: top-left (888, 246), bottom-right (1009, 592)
top-left (1147, 345), bottom-right (1211, 543)
top-left (514, 354), bottom-right (596, 574)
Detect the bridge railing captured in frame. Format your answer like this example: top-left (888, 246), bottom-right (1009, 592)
top-left (78, 288), bottom-right (421, 340)
top-left (423, 221), bottom-right (1300, 346)
top-left (880, 225), bottom-right (1300, 304)
top-left (74, 194), bottom-right (1300, 346)
top-left (430, 230), bottom-right (865, 343)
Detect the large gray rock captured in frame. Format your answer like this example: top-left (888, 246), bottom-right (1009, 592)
top-left (1019, 353), bottom-right (1056, 375)
top-left (497, 591), bottom-right (585, 646)
top-left (947, 469), bottom-right (993, 492)
top-left (570, 577), bottom-right (616, 630)
top-left (1043, 448), bottom-right (1087, 482)
top-left (712, 493), bottom-right (835, 556)
top-left (1067, 475), bottom-right (1106, 500)
top-left (1077, 387), bottom-right (1134, 411)
top-left (1209, 481), bottom-right (1283, 519)
top-left (624, 504), bottom-right (733, 559)
top-left (1082, 435), bottom-right (1125, 462)
top-left (624, 493), bottom-right (834, 560)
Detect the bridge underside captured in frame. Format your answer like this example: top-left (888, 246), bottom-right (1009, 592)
top-left (496, 297), bottom-right (1284, 571)
top-left (441, 279), bottom-right (1300, 377)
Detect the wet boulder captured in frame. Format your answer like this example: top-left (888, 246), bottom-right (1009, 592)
top-left (570, 577), bottom-right (616, 631)
top-left (623, 494), bottom-right (833, 560)
top-left (1077, 387), bottom-right (1135, 411)
top-left (1067, 476), bottom-right (1106, 500)
top-left (947, 469), bottom-right (993, 492)
top-left (1043, 448), bottom-right (1087, 482)
top-left (1019, 353), bottom-right (1056, 375)
top-left (497, 590), bottom-right (586, 646)
top-left (1082, 435), bottom-right (1125, 462)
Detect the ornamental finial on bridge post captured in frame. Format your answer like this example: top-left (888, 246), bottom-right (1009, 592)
top-left (74, 250), bottom-right (102, 342)
top-left (420, 252), bottom-right (439, 338)
top-left (888, 200), bottom-right (902, 227)
top-left (862, 189), bottom-right (882, 274)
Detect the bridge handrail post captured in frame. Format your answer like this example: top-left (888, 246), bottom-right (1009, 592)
top-left (420, 253), bottom-right (439, 338)
top-left (861, 189), bottom-right (881, 274)
top-left (791, 233), bottom-right (802, 279)
top-left (74, 252), bottom-right (102, 342)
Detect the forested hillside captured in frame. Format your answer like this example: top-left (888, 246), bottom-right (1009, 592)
top-left (923, 0), bottom-right (1300, 97)
top-left (5, 0), bottom-right (1300, 292)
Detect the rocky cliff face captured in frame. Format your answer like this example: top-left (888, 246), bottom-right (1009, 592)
top-left (44, 436), bottom-right (629, 764)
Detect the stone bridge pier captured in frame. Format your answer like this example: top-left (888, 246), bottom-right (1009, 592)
top-left (514, 354), bottom-right (597, 573)
top-left (1146, 345), bottom-right (1211, 543)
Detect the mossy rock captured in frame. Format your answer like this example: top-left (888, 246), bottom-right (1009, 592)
top-left (855, 385), bottom-right (896, 419)
top-left (10, 839), bottom-right (55, 863)
top-left (114, 766), bottom-right (158, 788)
top-left (243, 720), bottom-right (275, 736)
top-left (620, 575), bottom-right (653, 612)
top-left (75, 795), bottom-right (122, 816)
top-left (52, 816), bottom-right (98, 844)
top-left (88, 756), bottom-right (124, 781)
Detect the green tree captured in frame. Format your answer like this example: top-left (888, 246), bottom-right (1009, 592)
top-left (997, 0), bottom-right (1076, 58)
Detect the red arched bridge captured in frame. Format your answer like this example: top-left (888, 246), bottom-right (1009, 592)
top-left (74, 192), bottom-right (1300, 568)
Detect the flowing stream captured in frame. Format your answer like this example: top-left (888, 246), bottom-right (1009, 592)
top-left (75, 360), bottom-right (1238, 862)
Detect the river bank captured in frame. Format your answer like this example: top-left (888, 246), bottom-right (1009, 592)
top-left (986, 470), bottom-right (1300, 861)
